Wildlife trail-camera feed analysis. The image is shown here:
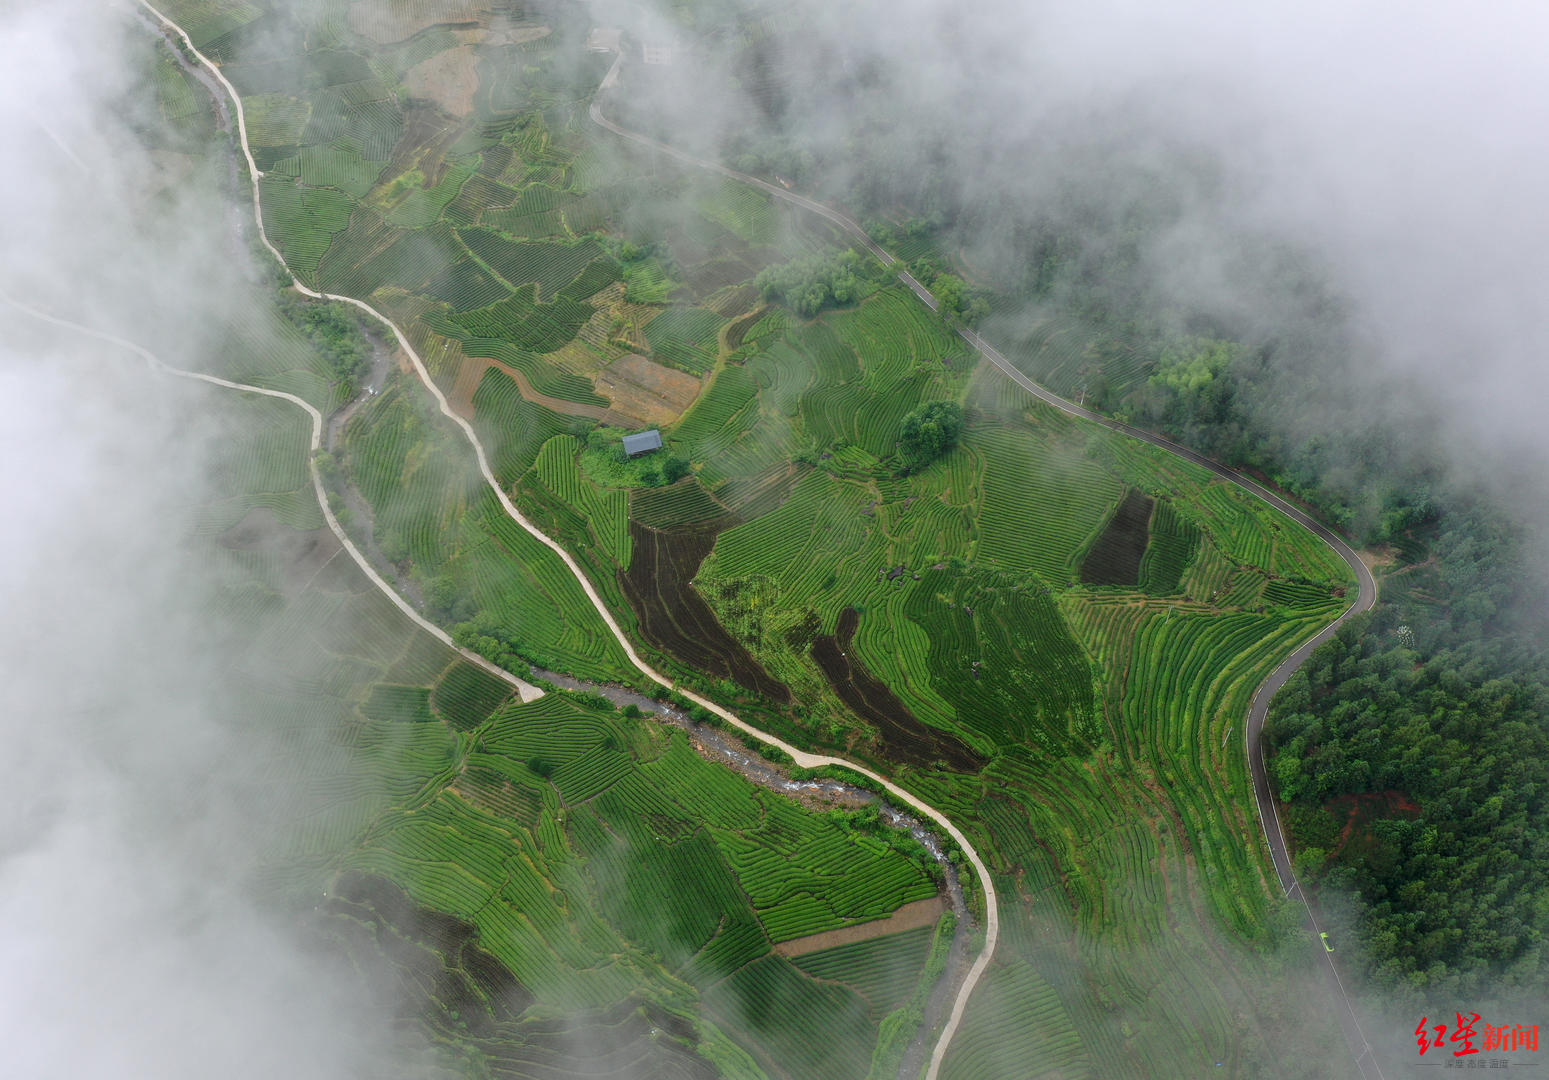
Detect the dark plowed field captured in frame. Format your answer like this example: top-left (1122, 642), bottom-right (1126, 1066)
top-left (1079, 489), bottom-right (1155, 586)
top-left (620, 521), bottom-right (792, 704)
top-left (811, 608), bottom-right (985, 772)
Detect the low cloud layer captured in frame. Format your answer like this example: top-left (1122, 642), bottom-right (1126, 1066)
top-left (0, 5), bottom-right (407, 1077)
top-left (612, 0), bottom-right (1549, 533)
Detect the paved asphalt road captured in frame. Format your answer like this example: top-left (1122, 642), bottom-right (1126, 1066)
top-left (592, 62), bottom-right (1390, 1078)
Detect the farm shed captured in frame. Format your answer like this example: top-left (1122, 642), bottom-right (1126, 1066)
top-left (622, 429), bottom-right (664, 457)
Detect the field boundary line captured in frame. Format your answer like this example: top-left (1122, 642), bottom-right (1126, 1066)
top-left (0, 288), bottom-right (544, 703)
top-left (588, 47), bottom-right (1384, 1079)
top-left (132, 8), bottom-right (1002, 1078)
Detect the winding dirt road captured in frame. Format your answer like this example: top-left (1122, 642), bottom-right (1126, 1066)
top-left (0, 288), bottom-right (543, 704)
top-left (593, 49), bottom-right (1386, 1079)
top-left (134, 7), bottom-right (998, 1077)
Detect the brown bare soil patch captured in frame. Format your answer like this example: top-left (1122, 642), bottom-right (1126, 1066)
top-left (811, 608), bottom-right (985, 772)
top-left (1327, 790), bottom-right (1421, 858)
top-left (346, 1), bottom-right (484, 45)
top-left (406, 46), bottom-right (479, 118)
top-left (773, 897), bottom-right (945, 957)
top-left (620, 520), bottom-right (791, 704)
top-left (1359, 544), bottom-right (1398, 572)
top-left (595, 354), bottom-right (704, 427)
top-left (1079, 488), bottom-right (1154, 586)
top-left (219, 508), bottom-right (340, 597)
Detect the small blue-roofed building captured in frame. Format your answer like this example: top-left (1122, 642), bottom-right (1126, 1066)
top-left (621, 429), bottom-right (663, 457)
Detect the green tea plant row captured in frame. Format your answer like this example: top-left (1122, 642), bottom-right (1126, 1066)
top-left (1137, 498), bottom-right (1200, 595)
top-left (940, 962), bottom-right (1094, 1080)
top-left (462, 338), bottom-right (607, 405)
top-left (156, 0), bottom-right (263, 49)
top-left (1181, 537), bottom-right (1238, 602)
top-left (1114, 608), bottom-right (1317, 931)
top-left (698, 179), bottom-right (780, 247)
top-left (457, 228), bottom-right (602, 299)
top-left (827, 288), bottom-right (966, 389)
top-left (242, 91), bottom-right (311, 145)
top-left (444, 173), bottom-right (521, 226)
top-left (363, 684), bottom-right (434, 723)
top-left (465, 507), bottom-right (630, 681)
top-left (644, 307), bottom-right (724, 374)
top-left (205, 288), bottom-right (344, 408)
top-left (386, 161), bottom-right (477, 229)
top-left (713, 796), bottom-right (938, 942)
top-left (532, 435), bottom-right (631, 567)
top-left (259, 177), bottom-right (353, 280)
top-left (430, 661), bottom-right (512, 731)
top-left (630, 479), bottom-right (730, 530)
top-left (671, 365), bottom-right (762, 463)
top-left (711, 471), bottom-right (877, 611)
top-left (469, 367), bottom-right (573, 482)
top-left (972, 424), bottom-right (1123, 585)
top-left (557, 257), bottom-right (622, 301)
top-left (422, 257), bottom-right (512, 312)
top-left (443, 288), bottom-right (596, 353)
top-left (702, 955), bottom-right (876, 1080)
top-left (899, 567), bottom-right (1097, 754)
top-left (294, 142), bottom-right (385, 197)
top-left (790, 924), bottom-right (934, 1017)
top-left (153, 48), bottom-right (201, 122)
top-left (214, 394), bottom-right (311, 494)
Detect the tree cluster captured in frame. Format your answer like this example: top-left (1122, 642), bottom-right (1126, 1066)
top-left (754, 250), bottom-right (870, 317)
top-left (1268, 615), bottom-right (1549, 994)
top-left (278, 292), bottom-right (371, 389)
top-left (1266, 509), bottom-right (1549, 996)
top-left (896, 401), bottom-right (964, 474)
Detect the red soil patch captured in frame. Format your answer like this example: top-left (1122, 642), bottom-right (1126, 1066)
top-left (1326, 790), bottom-right (1421, 857)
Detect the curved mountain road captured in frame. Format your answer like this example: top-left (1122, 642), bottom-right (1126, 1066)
top-left (134, 7), bottom-right (998, 1078)
top-left (0, 288), bottom-right (544, 704)
top-left (592, 50), bottom-right (1386, 1079)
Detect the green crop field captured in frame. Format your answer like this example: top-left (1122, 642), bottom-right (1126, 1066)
top-left (141, 1), bottom-right (1363, 1074)
top-left (169, 338), bottom-right (957, 1080)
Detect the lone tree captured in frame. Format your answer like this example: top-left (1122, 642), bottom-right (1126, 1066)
top-left (897, 401), bottom-right (964, 473)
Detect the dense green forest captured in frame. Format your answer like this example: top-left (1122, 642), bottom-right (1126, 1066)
top-left (1266, 509), bottom-right (1549, 996)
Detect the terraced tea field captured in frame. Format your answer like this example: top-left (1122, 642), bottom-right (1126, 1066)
top-left (159, 324), bottom-right (958, 1080)
top-left (136, 1), bottom-right (1364, 1074)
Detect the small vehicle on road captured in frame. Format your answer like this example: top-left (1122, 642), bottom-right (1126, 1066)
top-left (1320, 932), bottom-right (1335, 953)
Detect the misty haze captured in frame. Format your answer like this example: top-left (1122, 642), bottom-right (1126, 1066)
top-left (3, 1), bottom-right (1545, 1078)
